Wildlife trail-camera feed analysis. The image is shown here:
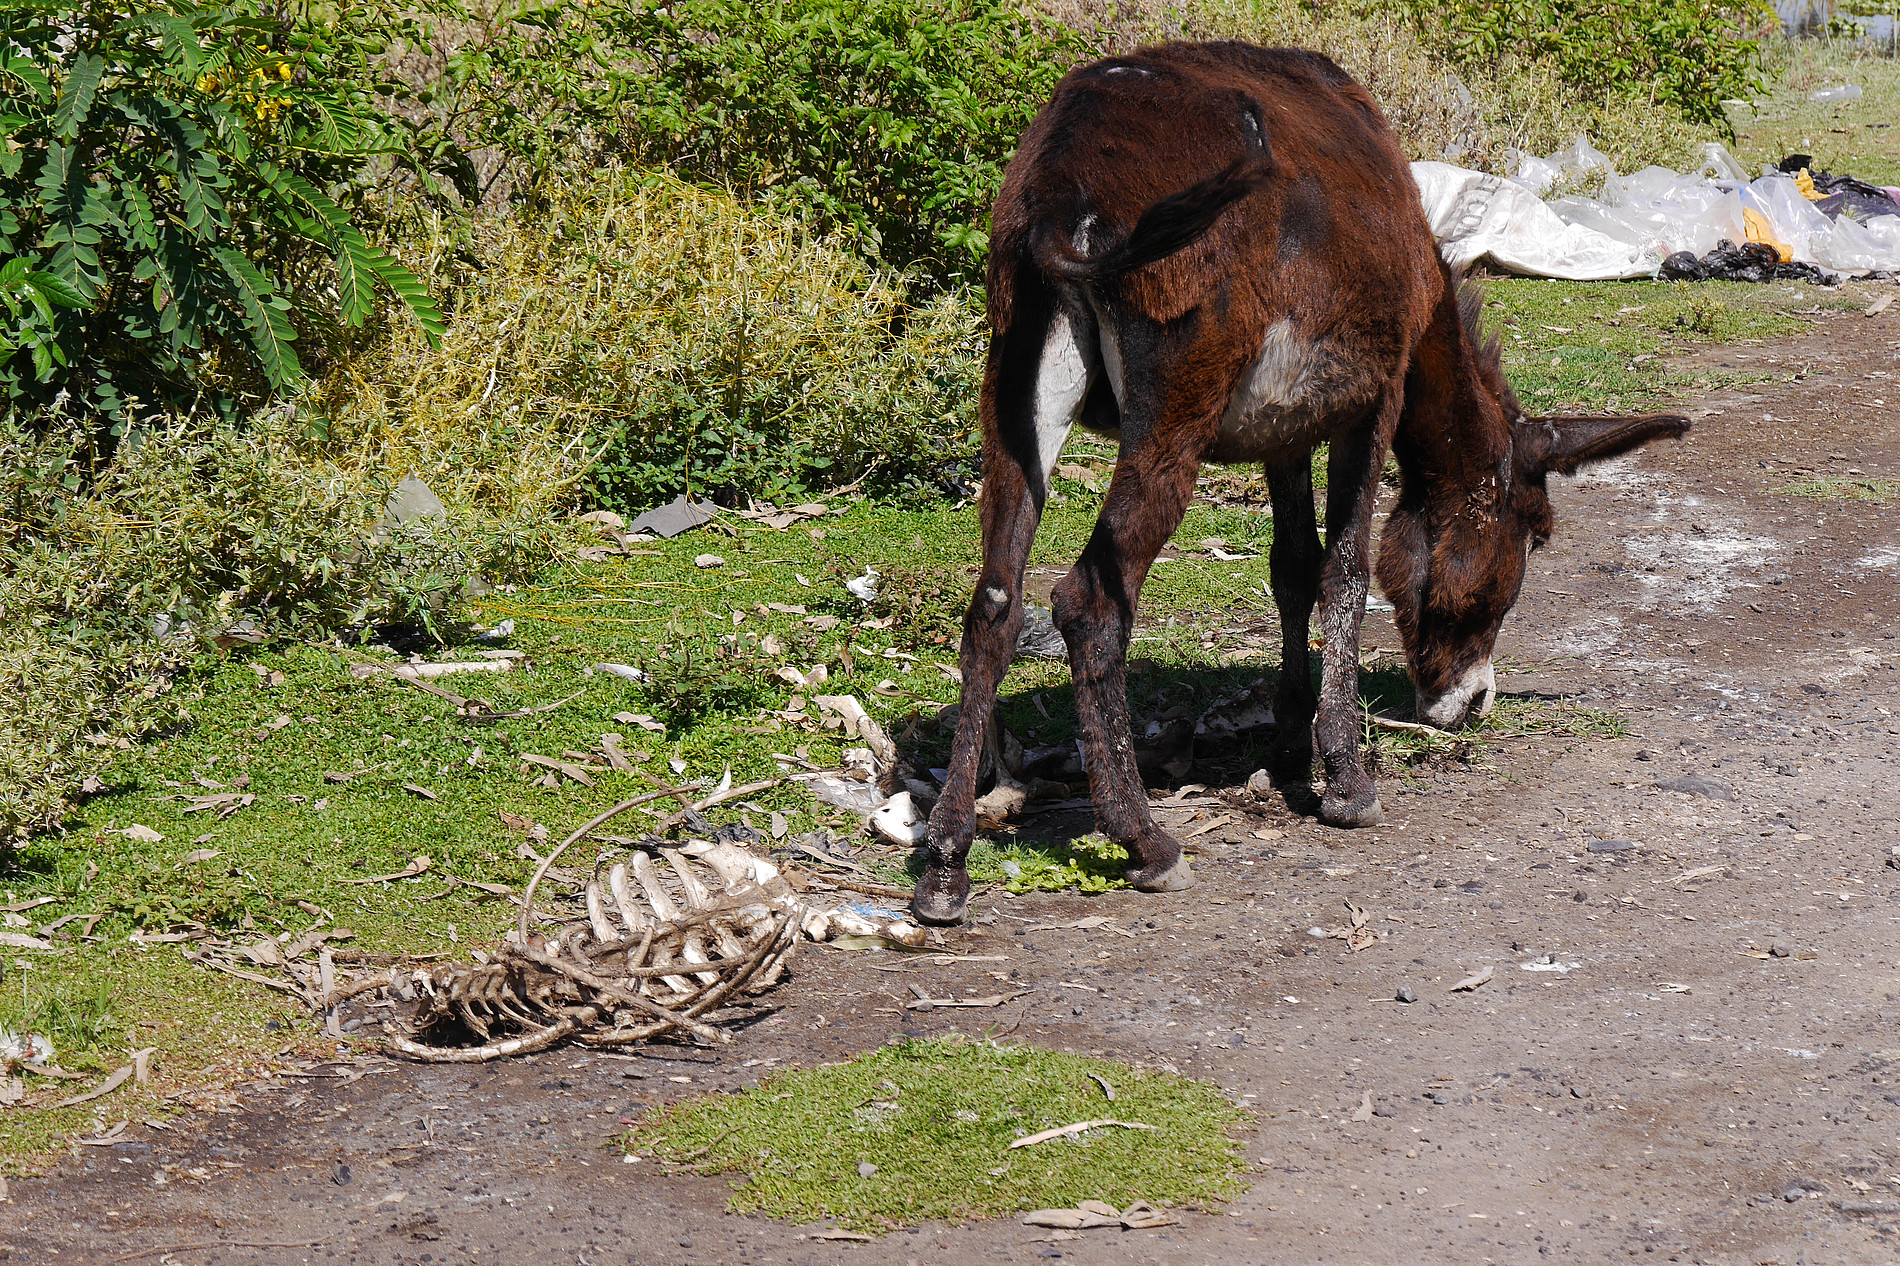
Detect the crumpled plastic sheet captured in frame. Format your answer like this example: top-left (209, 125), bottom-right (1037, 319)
top-left (1416, 136), bottom-right (1900, 281)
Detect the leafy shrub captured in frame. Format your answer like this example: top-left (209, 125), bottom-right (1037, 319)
top-left (313, 171), bottom-right (984, 514)
top-left (0, 1), bottom-right (451, 427)
top-left (1047, 0), bottom-right (1727, 173)
top-left (443, 0), bottom-right (1089, 283)
top-left (1381, 0), bottom-right (1769, 133)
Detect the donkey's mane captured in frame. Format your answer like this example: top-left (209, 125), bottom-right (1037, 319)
top-left (1453, 275), bottom-right (1527, 420)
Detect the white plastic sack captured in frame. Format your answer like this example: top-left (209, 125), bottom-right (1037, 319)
top-left (1411, 161), bottom-right (1658, 280)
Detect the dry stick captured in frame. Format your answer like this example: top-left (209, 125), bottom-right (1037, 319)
top-left (829, 877), bottom-right (915, 900)
top-left (506, 944), bottom-right (727, 1044)
top-left (1363, 712), bottom-right (1457, 740)
top-left (654, 778), bottom-right (783, 832)
top-left (516, 788), bottom-right (696, 943)
top-left (113, 1237), bottom-right (334, 1263)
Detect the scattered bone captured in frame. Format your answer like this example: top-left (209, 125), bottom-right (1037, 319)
top-left (1008, 1119), bottom-right (1155, 1149)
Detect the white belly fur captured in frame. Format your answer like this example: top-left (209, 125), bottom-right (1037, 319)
top-left (1211, 319), bottom-right (1375, 463)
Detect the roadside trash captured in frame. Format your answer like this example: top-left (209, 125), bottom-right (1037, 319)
top-left (627, 493), bottom-right (716, 539)
top-left (473, 618), bottom-right (514, 643)
top-left (0, 1029), bottom-right (53, 1067)
top-left (1809, 84), bottom-right (1862, 103)
top-left (596, 662), bottom-right (648, 682)
top-left (1661, 240), bottom-right (1836, 285)
top-left (1015, 605), bottom-right (1068, 659)
top-left (1418, 136), bottom-right (1900, 279)
top-left (845, 567), bottom-right (880, 604)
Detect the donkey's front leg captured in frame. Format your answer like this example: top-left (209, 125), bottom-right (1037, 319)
top-left (1053, 448), bottom-right (1202, 892)
top-left (1313, 391), bottom-right (1403, 828)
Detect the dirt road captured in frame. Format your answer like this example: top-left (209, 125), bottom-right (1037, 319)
top-left (8, 303), bottom-right (1899, 1265)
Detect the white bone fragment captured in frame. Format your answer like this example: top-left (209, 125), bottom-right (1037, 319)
top-left (607, 863), bottom-right (647, 935)
top-left (884, 920), bottom-right (927, 947)
top-left (659, 849), bottom-right (714, 909)
top-left (830, 910), bottom-right (881, 938)
top-left (584, 881), bottom-right (617, 943)
top-left (630, 852), bottom-right (683, 924)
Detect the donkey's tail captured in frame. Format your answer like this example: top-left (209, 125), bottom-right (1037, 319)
top-left (1031, 112), bottom-right (1274, 283)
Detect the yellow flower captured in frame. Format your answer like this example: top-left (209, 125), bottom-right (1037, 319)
top-left (277, 61), bottom-right (292, 81)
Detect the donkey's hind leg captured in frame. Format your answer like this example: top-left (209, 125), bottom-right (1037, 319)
top-left (1264, 455), bottom-right (1323, 787)
top-left (1052, 439), bottom-right (1203, 894)
top-left (915, 295), bottom-right (1095, 926)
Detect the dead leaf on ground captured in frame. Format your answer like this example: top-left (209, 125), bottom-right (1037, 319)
top-left (403, 783), bottom-right (438, 801)
top-left (342, 855), bottom-right (432, 885)
top-left (122, 824), bottom-right (164, 843)
top-left (519, 753), bottom-right (596, 787)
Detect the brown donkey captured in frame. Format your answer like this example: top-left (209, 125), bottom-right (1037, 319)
top-left (912, 43), bottom-right (1687, 926)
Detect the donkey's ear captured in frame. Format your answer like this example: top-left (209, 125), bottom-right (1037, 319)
top-left (1527, 414), bottom-right (1690, 475)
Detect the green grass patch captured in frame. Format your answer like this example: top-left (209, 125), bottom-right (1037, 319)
top-left (1777, 476), bottom-right (1900, 503)
top-left (1481, 278), bottom-right (1813, 414)
top-left (631, 1037), bottom-right (1248, 1232)
top-left (967, 833), bottom-right (1131, 895)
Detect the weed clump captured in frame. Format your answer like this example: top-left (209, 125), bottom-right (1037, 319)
top-left (635, 1037), bottom-right (1247, 1231)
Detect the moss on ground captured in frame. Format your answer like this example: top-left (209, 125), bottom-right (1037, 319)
top-left (630, 1037), bottom-right (1248, 1232)
top-left (1777, 476), bottom-right (1900, 502)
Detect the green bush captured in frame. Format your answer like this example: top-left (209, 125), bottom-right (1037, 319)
top-left (1368, 0), bottom-right (1769, 133)
top-left (314, 171), bottom-right (984, 514)
top-left (0, 1), bottom-right (453, 427)
top-left (445, 0), bottom-right (1089, 283)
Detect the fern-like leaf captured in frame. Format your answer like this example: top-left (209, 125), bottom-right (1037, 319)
top-left (213, 246), bottom-right (302, 389)
top-left (366, 251), bottom-right (446, 345)
top-left (51, 51), bottom-right (103, 141)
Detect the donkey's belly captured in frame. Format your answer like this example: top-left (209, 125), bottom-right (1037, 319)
top-left (1206, 319), bottom-right (1383, 464)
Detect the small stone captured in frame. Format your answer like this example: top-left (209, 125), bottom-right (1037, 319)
top-left (694, 554), bottom-right (725, 569)
top-left (1431, 1093), bottom-right (1449, 1105)
top-left (1783, 1187), bottom-right (1804, 1203)
top-left (858, 1161), bottom-right (878, 1178)
top-left (1770, 943), bottom-right (1792, 958)
top-left (1635, 749), bottom-right (1658, 761)
top-left (1586, 839), bottom-right (1637, 854)
top-left (1396, 986), bottom-right (1418, 1004)
top-left (1373, 1103), bottom-right (1397, 1118)
top-left (332, 1163), bottom-right (352, 1186)
top-left (1245, 769), bottom-right (1275, 799)
top-left (679, 1236), bottom-right (694, 1247)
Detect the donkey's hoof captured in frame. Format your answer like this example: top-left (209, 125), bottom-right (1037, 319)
top-left (1320, 789), bottom-right (1384, 829)
top-left (1128, 855), bottom-right (1196, 893)
top-left (911, 865), bottom-right (972, 926)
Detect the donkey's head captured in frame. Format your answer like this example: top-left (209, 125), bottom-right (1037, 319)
top-left (1377, 287), bottom-right (1689, 729)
